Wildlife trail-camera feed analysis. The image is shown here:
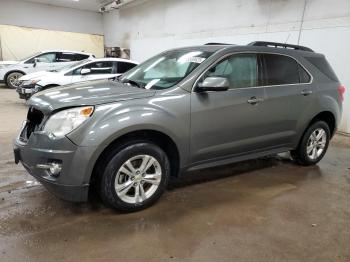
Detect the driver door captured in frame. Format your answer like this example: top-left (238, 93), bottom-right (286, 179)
top-left (70, 61), bottom-right (116, 84)
top-left (190, 53), bottom-right (269, 163)
top-left (26, 52), bottom-right (58, 73)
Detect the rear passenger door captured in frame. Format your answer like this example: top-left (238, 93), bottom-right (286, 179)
top-left (260, 53), bottom-right (312, 146)
top-left (55, 52), bottom-right (89, 70)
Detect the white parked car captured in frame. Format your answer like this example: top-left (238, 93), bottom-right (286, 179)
top-left (0, 50), bottom-right (95, 88)
top-left (16, 58), bottom-right (139, 99)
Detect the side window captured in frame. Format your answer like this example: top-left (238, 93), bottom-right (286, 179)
top-left (77, 61), bottom-right (113, 75)
top-left (26, 52), bottom-right (57, 63)
top-left (304, 56), bottom-right (338, 81)
top-left (117, 62), bottom-right (138, 74)
top-left (72, 66), bottom-right (82, 75)
top-left (205, 53), bottom-right (258, 89)
top-left (298, 65), bottom-right (311, 83)
top-left (57, 53), bottom-right (76, 62)
top-left (58, 53), bottom-right (90, 62)
top-left (262, 54), bottom-right (300, 85)
top-left (74, 54), bottom-right (90, 61)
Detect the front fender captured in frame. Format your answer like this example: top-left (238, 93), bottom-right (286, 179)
top-left (67, 93), bottom-right (191, 183)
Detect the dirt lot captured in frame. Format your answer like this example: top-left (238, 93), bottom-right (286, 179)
top-left (0, 86), bottom-right (349, 262)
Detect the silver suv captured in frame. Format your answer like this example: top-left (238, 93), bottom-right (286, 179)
top-left (14, 42), bottom-right (344, 212)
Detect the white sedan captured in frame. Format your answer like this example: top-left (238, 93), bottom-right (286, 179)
top-left (16, 58), bottom-right (139, 100)
top-left (0, 50), bottom-right (95, 88)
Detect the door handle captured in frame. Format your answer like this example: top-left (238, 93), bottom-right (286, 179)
top-left (247, 96), bottom-right (263, 105)
top-left (301, 89), bottom-right (313, 96)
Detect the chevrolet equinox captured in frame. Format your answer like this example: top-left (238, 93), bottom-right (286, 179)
top-left (14, 41), bottom-right (345, 212)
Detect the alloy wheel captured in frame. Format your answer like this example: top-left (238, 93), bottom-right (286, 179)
top-left (114, 155), bottom-right (162, 204)
top-left (8, 72), bottom-right (23, 88)
top-left (306, 128), bottom-right (327, 160)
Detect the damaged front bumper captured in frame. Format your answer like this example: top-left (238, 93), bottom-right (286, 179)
top-left (13, 126), bottom-right (96, 202)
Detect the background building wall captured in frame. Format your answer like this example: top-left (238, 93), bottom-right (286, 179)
top-left (0, 0), bottom-right (103, 35)
top-left (0, 25), bottom-right (104, 60)
top-left (103, 0), bottom-right (350, 133)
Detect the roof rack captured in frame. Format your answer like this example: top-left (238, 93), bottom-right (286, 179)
top-left (204, 42), bottom-right (232, 46)
top-left (248, 41), bottom-right (314, 52)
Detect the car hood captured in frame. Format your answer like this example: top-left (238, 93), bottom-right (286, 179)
top-left (20, 71), bottom-right (58, 81)
top-left (28, 80), bottom-right (156, 113)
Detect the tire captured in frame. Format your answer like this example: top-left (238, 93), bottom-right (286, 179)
top-left (6, 72), bottom-right (24, 89)
top-left (291, 121), bottom-right (330, 166)
top-left (99, 142), bottom-right (170, 212)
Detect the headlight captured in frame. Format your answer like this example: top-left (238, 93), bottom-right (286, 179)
top-left (43, 106), bottom-right (94, 138)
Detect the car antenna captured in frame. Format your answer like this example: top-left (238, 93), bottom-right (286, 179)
top-left (284, 33), bottom-right (291, 44)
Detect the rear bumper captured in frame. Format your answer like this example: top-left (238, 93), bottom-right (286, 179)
top-left (13, 133), bottom-right (97, 202)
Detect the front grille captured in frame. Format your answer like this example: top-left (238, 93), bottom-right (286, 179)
top-left (19, 107), bottom-right (44, 142)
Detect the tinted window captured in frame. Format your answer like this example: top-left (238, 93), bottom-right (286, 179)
top-left (262, 54), bottom-right (299, 85)
top-left (73, 61), bottom-right (113, 75)
top-left (298, 64), bottom-right (311, 83)
top-left (26, 52), bottom-right (57, 64)
top-left (305, 56), bottom-right (338, 81)
top-left (117, 62), bottom-right (137, 73)
top-left (74, 54), bottom-right (90, 61)
top-left (205, 53), bottom-right (258, 89)
top-left (58, 53), bottom-right (90, 62)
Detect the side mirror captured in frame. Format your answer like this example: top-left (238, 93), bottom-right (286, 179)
top-left (33, 58), bottom-right (39, 68)
top-left (197, 76), bottom-right (229, 92)
top-left (81, 68), bottom-right (91, 75)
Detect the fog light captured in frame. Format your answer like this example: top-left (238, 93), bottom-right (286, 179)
top-left (49, 163), bottom-right (62, 176)
top-left (36, 162), bottom-right (62, 177)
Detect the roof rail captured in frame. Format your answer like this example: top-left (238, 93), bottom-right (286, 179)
top-left (248, 41), bottom-right (314, 52)
top-left (204, 42), bottom-right (233, 46)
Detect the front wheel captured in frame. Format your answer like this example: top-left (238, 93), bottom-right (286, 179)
top-left (6, 72), bottom-right (24, 89)
top-left (99, 142), bottom-right (170, 212)
top-left (291, 121), bottom-right (330, 166)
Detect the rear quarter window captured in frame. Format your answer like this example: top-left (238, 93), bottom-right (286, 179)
top-left (304, 56), bottom-right (339, 82)
top-left (298, 64), bottom-right (311, 83)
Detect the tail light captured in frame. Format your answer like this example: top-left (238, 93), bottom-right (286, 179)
top-left (338, 85), bottom-right (345, 102)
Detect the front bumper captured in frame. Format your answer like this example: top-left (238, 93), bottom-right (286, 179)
top-left (16, 84), bottom-right (38, 100)
top-left (13, 132), bottom-right (97, 202)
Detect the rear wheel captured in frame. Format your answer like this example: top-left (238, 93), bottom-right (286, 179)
top-left (6, 72), bottom-right (24, 89)
top-left (99, 142), bottom-right (170, 212)
top-left (291, 121), bottom-right (330, 166)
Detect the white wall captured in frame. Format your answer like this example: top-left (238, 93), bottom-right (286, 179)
top-left (0, 0), bottom-right (103, 35)
top-left (103, 0), bottom-right (350, 133)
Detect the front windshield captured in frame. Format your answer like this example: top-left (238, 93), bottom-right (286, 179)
top-left (120, 50), bottom-right (213, 90)
top-left (57, 59), bottom-right (91, 72)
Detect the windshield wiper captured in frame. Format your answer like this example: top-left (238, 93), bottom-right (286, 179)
top-left (121, 79), bottom-right (144, 89)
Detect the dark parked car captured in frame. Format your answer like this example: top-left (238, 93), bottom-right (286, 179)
top-left (14, 41), bottom-right (345, 212)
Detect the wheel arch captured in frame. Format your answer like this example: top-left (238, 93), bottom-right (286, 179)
top-left (4, 70), bottom-right (26, 82)
top-left (88, 129), bottom-right (181, 191)
top-left (308, 111), bottom-right (336, 137)
top-left (294, 110), bottom-right (336, 151)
